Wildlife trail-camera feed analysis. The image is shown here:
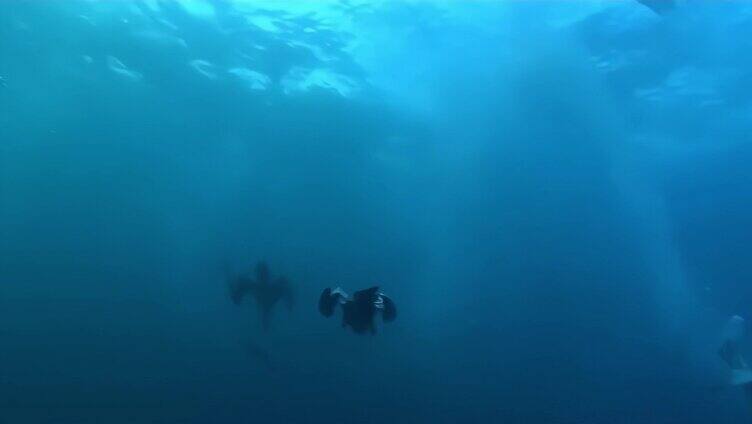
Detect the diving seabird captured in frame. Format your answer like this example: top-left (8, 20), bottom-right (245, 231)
top-left (228, 261), bottom-right (293, 331)
top-left (319, 286), bottom-right (396, 334)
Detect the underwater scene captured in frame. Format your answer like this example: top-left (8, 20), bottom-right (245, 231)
top-left (2, 0), bottom-right (752, 422)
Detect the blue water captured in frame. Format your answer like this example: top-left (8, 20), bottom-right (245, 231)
top-left (1, 1), bottom-right (751, 422)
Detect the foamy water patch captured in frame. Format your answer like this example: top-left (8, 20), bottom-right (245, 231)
top-left (635, 66), bottom-right (727, 107)
top-left (190, 60), bottom-right (218, 80)
top-left (245, 15), bottom-right (279, 33)
top-left (228, 68), bottom-right (271, 91)
top-left (177, 0), bottom-right (216, 20)
top-left (282, 67), bottom-right (359, 97)
top-left (106, 56), bottom-right (142, 81)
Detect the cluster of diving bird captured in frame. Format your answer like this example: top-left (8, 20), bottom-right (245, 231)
top-left (227, 261), bottom-right (397, 335)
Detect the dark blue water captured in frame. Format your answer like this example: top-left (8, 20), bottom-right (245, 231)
top-left (1, 1), bottom-right (751, 422)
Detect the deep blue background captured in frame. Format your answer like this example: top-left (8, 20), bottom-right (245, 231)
top-left (1, 1), bottom-right (751, 422)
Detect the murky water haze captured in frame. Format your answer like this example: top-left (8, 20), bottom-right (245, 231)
top-left (1, 1), bottom-right (751, 422)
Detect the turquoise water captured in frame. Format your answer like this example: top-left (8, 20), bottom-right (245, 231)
top-left (1, 1), bottom-right (750, 422)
